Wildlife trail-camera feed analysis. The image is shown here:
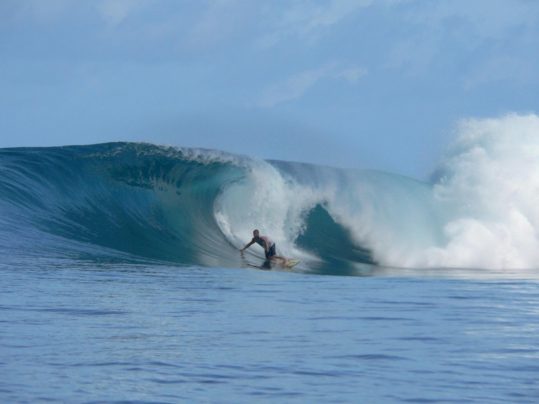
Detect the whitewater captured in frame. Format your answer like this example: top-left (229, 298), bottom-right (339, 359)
top-left (2, 114), bottom-right (539, 403)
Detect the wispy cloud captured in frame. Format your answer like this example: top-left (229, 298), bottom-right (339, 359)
top-left (258, 63), bottom-right (367, 108)
top-left (258, 0), bottom-right (374, 47)
top-left (15, 0), bottom-right (73, 22)
top-left (384, 0), bottom-right (539, 79)
top-left (463, 56), bottom-right (535, 90)
top-left (334, 66), bottom-right (368, 84)
top-left (185, 0), bottom-right (254, 49)
top-left (416, 0), bottom-right (539, 41)
top-left (3, 0), bottom-right (151, 26)
top-left (97, 0), bottom-right (151, 26)
top-left (287, 0), bottom-right (372, 33)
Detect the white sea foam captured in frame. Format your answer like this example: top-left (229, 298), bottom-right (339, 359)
top-left (325, 113), bottom-right (539, 270)
top-left (415, 113), bottom-right (539, 269)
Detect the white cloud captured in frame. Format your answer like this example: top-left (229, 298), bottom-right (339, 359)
top-left (258, 63), bottom-right (367, 107)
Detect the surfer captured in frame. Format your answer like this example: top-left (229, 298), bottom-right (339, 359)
top-left (240, 229), bottom-right (286, 264)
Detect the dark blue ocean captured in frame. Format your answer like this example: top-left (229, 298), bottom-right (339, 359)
top-left (2, 143), bottom-right (539, 402)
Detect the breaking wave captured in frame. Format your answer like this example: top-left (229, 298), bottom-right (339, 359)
top-left (1, 114), bottom-right (539, 272)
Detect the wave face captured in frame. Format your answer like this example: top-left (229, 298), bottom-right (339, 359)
top-left (1, 114), bottom-right (539, 272)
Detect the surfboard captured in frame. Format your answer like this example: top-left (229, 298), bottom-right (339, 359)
top-left (246, 258), bottom-right (300, 270)
top-left (284, 259), bottom-right (300, 268)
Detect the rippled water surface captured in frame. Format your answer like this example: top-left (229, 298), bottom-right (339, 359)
top-left (2, 259), bottom-right (539, 403)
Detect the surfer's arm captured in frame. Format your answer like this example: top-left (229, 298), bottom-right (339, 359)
top-left (240, 239), bottom-right (255, 252)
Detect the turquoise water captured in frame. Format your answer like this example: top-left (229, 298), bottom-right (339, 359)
top-left (2, 259), bottom-right (539, 403)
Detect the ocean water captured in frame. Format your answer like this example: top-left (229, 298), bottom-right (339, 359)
top-left (2, 260), bottom-right (539, 403)
top-left (2, 135), bottom-right (539, 402)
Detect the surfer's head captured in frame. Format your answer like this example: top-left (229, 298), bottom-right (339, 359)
top-left (253, 229), bottom-right (260, 238)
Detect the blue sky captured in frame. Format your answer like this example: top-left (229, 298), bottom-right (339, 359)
top-left (1, 0), bottom-right (538, 178)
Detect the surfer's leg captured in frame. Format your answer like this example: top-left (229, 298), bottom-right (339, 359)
top-left (267, 245), bottom-right (289, 266)
top-left (265, 244), bottom-right (276, 259)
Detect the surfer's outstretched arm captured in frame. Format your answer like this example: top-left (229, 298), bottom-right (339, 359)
top-left (240, 239), bottom-right (255, 253)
